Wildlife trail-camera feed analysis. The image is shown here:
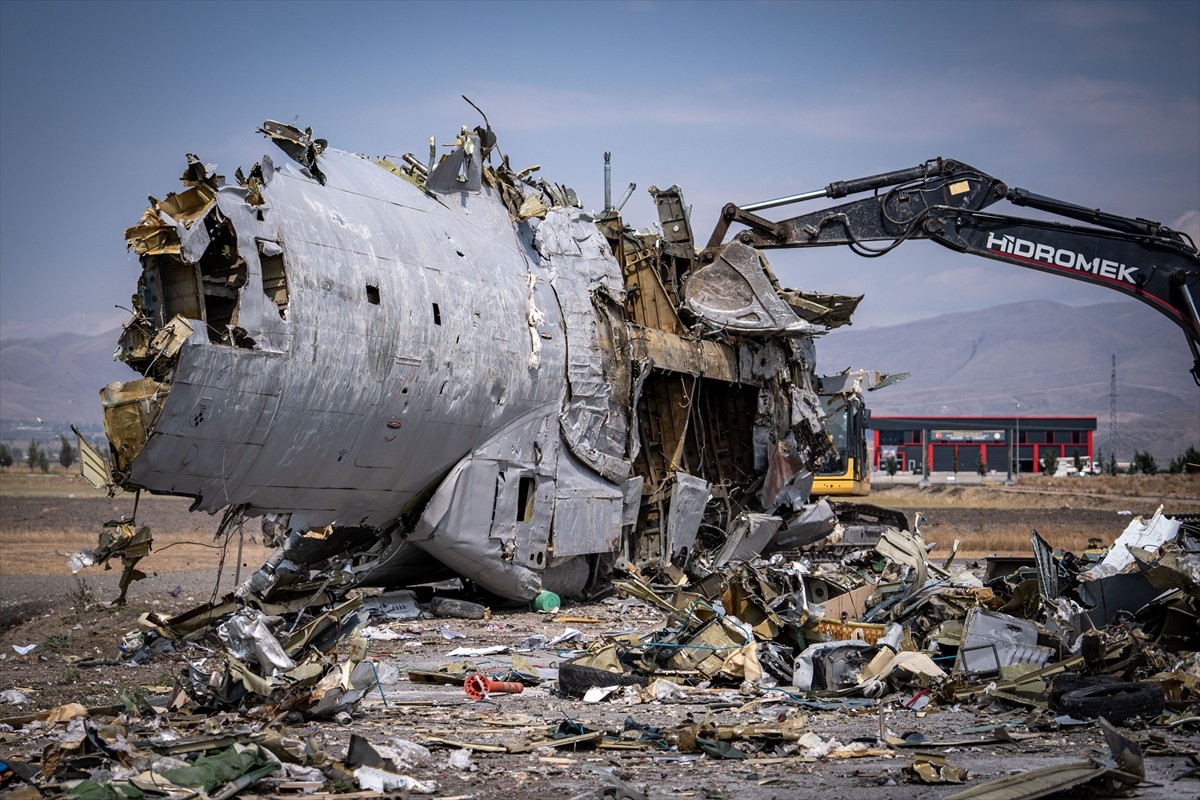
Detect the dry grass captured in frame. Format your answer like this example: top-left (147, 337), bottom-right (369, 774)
top-left (0, 468), bottom-right (113, 497)
top-left (937, 528), bottom-right (1097, 561)
top-left (0, 469), bottom-right (272, 577)
top-left (1032, 473), bottom-right (1200, 498)
top-left (874, 473), bottom-right (1198, 559)
top-left (0, 526), bottom-right (274, 577)
top-left (874, 474), bottom-right (1199, 511)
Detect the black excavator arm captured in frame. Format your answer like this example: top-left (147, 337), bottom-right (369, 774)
top-left (703, 159), bottom-right (1200, 384)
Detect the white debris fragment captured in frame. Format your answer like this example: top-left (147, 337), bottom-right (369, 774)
top-left (447, 748), bottom-right (475, 771)
top-left (360, 626), bottom-right (416, 641)
top-left (446, 645), bottom-right (508, 657)
top-left (548, 628), bottom-right (585, 647)
top-left (372, 662), bottom-right (401, 685)
top-left (378, 738), bottom-right (430, 769)
top-left (643, 678), bottom-right (687, 701)
top-left (353, 766), bottom-right (436, 793)
top-left (67, 551), bottom-right (96, 573)
top-left (583, 685), bottom-right (620, 703)
top-left (1085, 505), bottom-right (1181, 578)
top-left (798, 731), bottom-right (841, 759)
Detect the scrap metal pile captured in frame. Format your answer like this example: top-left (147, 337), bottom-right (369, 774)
top-left (5, 506), bottom-right (1198, 797)
top-left (565, 507), bottom-right (1200, 713)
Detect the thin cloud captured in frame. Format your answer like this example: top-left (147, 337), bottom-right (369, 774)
top-left (1030, 0), bottom-right (1154, 30)
top-left (1171, 210), bottom-right (1200, 246)
top-left (446, 71), bottom-right (1197, 162)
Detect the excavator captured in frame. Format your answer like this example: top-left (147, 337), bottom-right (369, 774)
top-left (705, 158), bottom-right (1200, 506)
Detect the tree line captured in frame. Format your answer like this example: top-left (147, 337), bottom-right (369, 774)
top-left (0, 435), bottom-right (75, 472)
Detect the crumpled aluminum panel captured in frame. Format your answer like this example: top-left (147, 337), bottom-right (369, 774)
top-left (552, 447), bottom-right (625, 558)
top-left (954, 608), bottom-right (1052, 677)
top-left (666, 472), bottom-right (711, 561)
top-left (124, 147), bottom-right (573, 531)
top-left (408, 407), bottom-right (562, 601)
top-left (531, 208), bottom-right (632, 484)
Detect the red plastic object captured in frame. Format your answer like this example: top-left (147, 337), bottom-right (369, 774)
top-left (464, 672), bottom-right (524, 700)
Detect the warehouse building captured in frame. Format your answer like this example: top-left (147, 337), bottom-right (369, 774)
top-left (871, 416), bottom-right (1097, 475)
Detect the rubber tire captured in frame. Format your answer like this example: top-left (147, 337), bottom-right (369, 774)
top-left (1049, 673), bottom-right (1122, 710)
top-left (557, 660), bottom-right (646, 698)
top-left (1058, 682), bottom-right (1164, 725)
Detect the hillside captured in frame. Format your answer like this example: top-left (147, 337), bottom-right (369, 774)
top-left (0, 329), bottom-right (132, 426)
top-left (816, 299), bottom-right (1199, 460)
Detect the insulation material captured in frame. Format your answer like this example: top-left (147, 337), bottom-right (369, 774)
top-left (1084, 505), bottom-right (1181, 579)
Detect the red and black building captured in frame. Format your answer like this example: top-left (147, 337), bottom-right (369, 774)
top-left (871, 416), bottom-right (1097, 474)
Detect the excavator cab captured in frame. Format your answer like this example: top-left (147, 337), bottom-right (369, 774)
top-left (810, 370), bottom-right (903, 498)
top-left (812, 390), bottom-right (871, 497)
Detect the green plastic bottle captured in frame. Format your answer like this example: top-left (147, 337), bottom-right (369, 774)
top-left (531, 589), bottom-right (561, 612)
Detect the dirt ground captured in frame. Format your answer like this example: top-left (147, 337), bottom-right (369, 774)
top-left (1, 473), bottom-right (1198, 798)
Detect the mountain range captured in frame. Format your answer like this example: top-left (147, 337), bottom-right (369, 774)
top-left (1, 330), bottom-right (131, 431)
top-left (815, 299), bottom-right (1198, 460)
top-left (1, 300), bottom-right (1196, 459)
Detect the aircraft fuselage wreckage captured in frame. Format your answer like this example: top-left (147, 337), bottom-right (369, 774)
top-left (88, 114), bottom-right (876, 603)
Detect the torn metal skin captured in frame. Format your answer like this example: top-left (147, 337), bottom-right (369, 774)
top-left (91, 114), bottom-right (859, 605)
top-left (66, 518), bottom-right (153, 606)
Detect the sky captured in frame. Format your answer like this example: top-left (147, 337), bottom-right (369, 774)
top-left (1, 0), bottom-right (1198, 343)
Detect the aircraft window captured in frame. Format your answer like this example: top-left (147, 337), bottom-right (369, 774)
top-left (366, 284), bottom-right (380, 305)
top-left (152, 254), bottom-right (204, 321)
top-left (197, 220), bottom-right (248, 339)
top-left (517, 475), bottom-right (535, 523)
top-left (258, 240), bottom-right (289, 319)
top-left (432, 302), bottom-right (442, 325)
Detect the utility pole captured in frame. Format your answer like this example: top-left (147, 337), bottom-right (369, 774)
top-left (1006, 423), bottom-right (1014, 485)
top-left (919, 427), bottom-right (930, 487)
top-left (1014, 400), bottom-right (1021, 477)
top-left (1109, 353), bottom-right (1119, 462)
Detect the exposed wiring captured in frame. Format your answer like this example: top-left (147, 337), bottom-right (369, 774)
top-left (155, 540), bottom-right (228, 551)
top-left (208, 505), bottom-right (247, 604)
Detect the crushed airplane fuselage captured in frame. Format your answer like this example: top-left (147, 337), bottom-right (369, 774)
top-left (94, 118), bottom-right (864, 602)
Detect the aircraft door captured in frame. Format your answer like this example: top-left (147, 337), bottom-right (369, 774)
top-left (353, 355), bottom-right (424, 469)
top-left (489, 470), bottom-right (555, 571)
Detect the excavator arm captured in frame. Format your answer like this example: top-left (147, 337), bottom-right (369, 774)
top-left (702, 159), bottom-right (1200, 384)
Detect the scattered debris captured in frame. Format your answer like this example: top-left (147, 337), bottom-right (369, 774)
top-left (944, 719), bottom-right (1148, 799)
top-left (18, 496), bottom-right (1193, 795)
top-left (66, 519), bottom-right (152, 606)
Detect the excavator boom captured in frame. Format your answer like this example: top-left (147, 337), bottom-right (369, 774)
top-left (703, 159), bottom-right (1200, 383)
